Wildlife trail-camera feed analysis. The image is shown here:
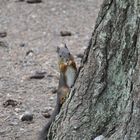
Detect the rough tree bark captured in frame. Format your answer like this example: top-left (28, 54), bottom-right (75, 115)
top-left (48, 0), bottom-right (140, 139)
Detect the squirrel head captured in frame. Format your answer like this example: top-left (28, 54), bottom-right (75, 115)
top-left (56, 44), bottom-right (71, 64)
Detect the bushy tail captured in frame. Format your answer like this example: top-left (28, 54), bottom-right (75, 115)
top-left (39, 98), bottom-right (61, 140)
top-left (39, 119), bottom-right (52, 140)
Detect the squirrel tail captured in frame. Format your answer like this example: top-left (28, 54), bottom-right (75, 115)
top-left (39, 119), bottom-right (52, 140)
top-left (39, 98), bottom-right (61, 140)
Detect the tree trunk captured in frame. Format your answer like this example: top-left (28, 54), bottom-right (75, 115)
top-left (48, 0), bottom-right (140, 139)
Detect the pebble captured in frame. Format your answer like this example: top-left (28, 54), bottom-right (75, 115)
top-left (94, 135), bottom-right (105, 140)
top-left (20, 43), bottom-right (26, 47)
top-left (21, 111), bottom-right (33, 121)
top-left (16, 0), bottom-right (25, 2)
top-left (60, 31), bottom-right (72, 37)
top-left (0, 32), bottom-right (7, 38)
top-left (3, 99), bottom-right (21, 107)
top-left (51, 87), bottom-right (57, 94)
top-left (42, 111), bottom-right (51, 118)
top-left (26, 50), bottom-right (34, 56)
top-left (29, 71), bottom-right (46, 80)
top-left (26, 0), bottom-right (42, 4)
top-left (41, 109), bottom-right (51, 118)
top-left (15, 108), bottom-right (22, 112)
top-left (49, 96), bottom-right (55, 101)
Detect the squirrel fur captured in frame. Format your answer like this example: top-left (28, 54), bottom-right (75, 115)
top-left (39, 44), bottom-right (77, 140)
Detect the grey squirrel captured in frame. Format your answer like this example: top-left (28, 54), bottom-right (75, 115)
top-left (39, 44), bottom-right (77, 140)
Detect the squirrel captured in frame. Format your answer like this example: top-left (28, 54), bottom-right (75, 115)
top-left (39, 44), bottom-right (77, 140)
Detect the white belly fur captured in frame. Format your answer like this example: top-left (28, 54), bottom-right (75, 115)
top-left (65, 66), bottom-right (76, 88)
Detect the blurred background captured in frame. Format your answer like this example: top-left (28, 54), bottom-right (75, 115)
top-left (0, 0), bottom-right (103, 139)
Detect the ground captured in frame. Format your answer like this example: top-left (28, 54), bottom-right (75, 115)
top-left (0, 0), bottom-right (102, 140)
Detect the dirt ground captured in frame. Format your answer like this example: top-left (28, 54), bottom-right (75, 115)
top-left (0, 0), bottom-right (103, 140)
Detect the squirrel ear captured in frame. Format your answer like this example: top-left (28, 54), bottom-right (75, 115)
top-left (56, 46), bottom-right (60, 53)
